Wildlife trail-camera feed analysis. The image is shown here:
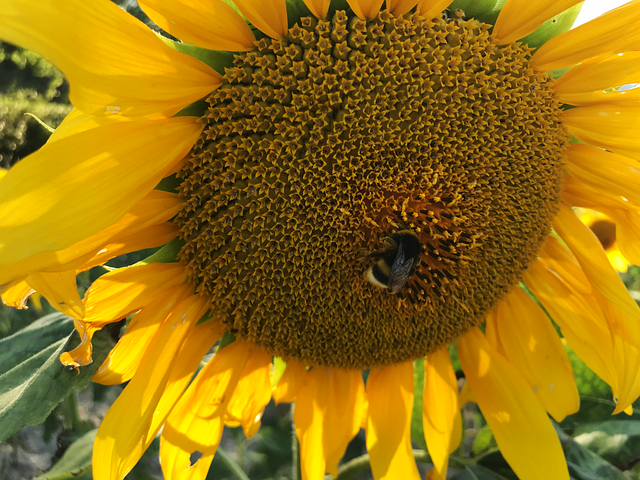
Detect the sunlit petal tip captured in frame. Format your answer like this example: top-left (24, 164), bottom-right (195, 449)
top-left (233, 0), bottom-right (289, 40)
top-left (492, 0), bottom-right (583, 45)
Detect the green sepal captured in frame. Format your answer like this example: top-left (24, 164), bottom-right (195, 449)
top-left (195, 312), bottom-right (214, 326)
top-left (135, 237), bottom-right (185, 265)
top-left (410, 358), bottom-right (428, 450)
top-left (447, 0), bottom-right (508, 27)
top-left (219, 331), bottom-right (237, 350)
top-left (549, 66), bottom-right (571, 80)
top-left (155, 33), bottom-right (235, 75)
top-left (34, 428), bottom-right (98, 480)
top-left (155, 173), bottom-right (181, 193)
top-left (174, 100), bottom-right (209, 118)
top-left (519, 2), bottom-right (584, 50)
top-left (0, 313), bottom-right (116, 443)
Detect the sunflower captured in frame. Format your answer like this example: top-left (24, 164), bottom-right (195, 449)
top-left (1, 0), bottom-right (639, 478)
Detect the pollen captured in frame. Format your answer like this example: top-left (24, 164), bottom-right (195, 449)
top-left (176, 11), bottom-right (567, 369)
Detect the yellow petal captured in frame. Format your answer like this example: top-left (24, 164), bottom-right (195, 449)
top-left (92, 295), bottom-right (212, 480)
top-left (553, 204), bottom-right (639, 318)
top-left (486, 288), bottom-right (580, 422)
top-left (302, 0), bottom-right (331, 19)
top-left (539, 239), bottom-right (640, 414)
top-left (566, 143), bottom-right (640, 207)
top-left (138, 0), bottom-right (255, 52)
top-left (458, 328), bottom-right (569, 480)
top-left (387, 0), bottom-right (421, 16)
top-left (422, 348), bottom-right (459, 480)
top-left (595, 293), bottom-right (640, 414)
top-left (608, 249), bottom-right (631, 273)
top-left (1, 280), bottom-right (34, 309)
top-left (366, 361), bottom-right (420, 480)
top-left (294, 368), bottom-right (365, 480)
top-left (273, 360), bottom-right (307, 403)
top-left (74, 222), bottom-right (180, 273)
top-left (294, 368), bottom-right (329, 480)
top-left (225, 347), bottom-right (273, 438)
top-left (323, 369), bottom-right (365, 476)
top-left (554, 52), bottom-right (640, 95)
top-left (608, 208), bottom-right (640, 266)
top-left (346, 0), bottom-right (385, 20)
top-left (562, 175), bottom-right (635, 213)
top-left (160, 340), bottom-right (251, 480)
top-left (48, 190), bottom-right (183, 272)
top-left (559, 86), bottom-right (640, 107)
top-left (84, 262), bottom-right (187, 326)
top-left (233, 0), bottom-right (289, 40)
top-left (523, 261), bottom-right (619, 398)
top-left (531, 0), bottom-right (640, 71)
top-left (92, 283), bottom-right (194, 385)
top-left (26, 270), bottom-right (84, 320)
top-left (493, 0), bottom-right (583, 45)
top-left (416, 0), bottom-right (456, 18)
top-left (561, 105), bottom-right (640, 161)
top-left (0, 115), bottom-right (201, 286)
top-left (0, 0), bottom-right (220, 117)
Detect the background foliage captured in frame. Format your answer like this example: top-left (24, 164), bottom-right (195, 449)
top-left (0, 1), bottom-right (639, 479)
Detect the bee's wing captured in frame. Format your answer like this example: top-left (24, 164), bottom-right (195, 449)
top-left (388, 241), bottom-right (415, 294)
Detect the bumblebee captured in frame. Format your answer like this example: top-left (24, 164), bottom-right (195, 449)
top-left (366, 230), bottom-right (422, 294)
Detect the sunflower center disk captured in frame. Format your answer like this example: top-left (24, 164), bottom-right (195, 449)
top-left (177, 11), bottom-right (567, 369)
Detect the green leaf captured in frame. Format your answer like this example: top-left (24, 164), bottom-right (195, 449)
top-left (34, 428), bottom-right (97, 480)
top-left (519, 3), bottom-right (584, 50)
top-left (0, 313), bottom-right (117, 443)
top-left (556, 425), bottom-right (628, 480)
top-left (174, 100), bottom-right (209, 118)
top-left (219, 331), bottom-right (237, 350)
top-left (447, 0), bottom-right (508, 26)
top-left (271, 357), bottom-right (287, 388)
top-left (410, 358), bottom-right (427, 450)
top-left (573, 420), bottom-right (640, 467)
top-left (456, 464), bottom-right (516, 480)
top-left (155, 33), bottom-right (235, 75)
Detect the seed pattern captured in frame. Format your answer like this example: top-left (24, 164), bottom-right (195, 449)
top-left (176, 11), bottom-right (567, 369)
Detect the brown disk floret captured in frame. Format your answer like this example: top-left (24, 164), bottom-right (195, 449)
top-left (176, 10), bottom-right (567, 369)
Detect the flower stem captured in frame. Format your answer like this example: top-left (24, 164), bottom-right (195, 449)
top-left (217, 448), bottom-right (250, 480)
top-left (332, 450), bottom-right (430, 480)
top-left (291, 404), bottom-right (299, 480)
top-left (62, 392), bottom-right (81, 431)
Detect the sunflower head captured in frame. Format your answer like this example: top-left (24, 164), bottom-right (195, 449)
top-left (176, 7), bottom-right (568, 369)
